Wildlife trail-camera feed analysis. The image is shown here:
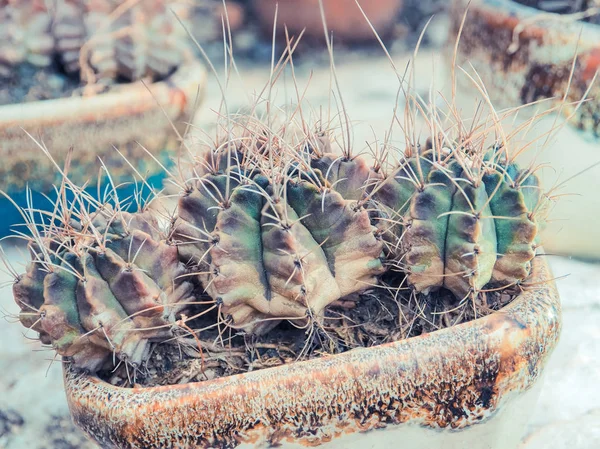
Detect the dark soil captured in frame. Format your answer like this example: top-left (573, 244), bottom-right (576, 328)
top-left (0, 62), bottom-right (82, 106)
top-left (99, 271), bottom-right (514, 388)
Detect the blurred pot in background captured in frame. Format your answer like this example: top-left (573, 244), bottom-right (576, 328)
top-left (0, 60), bottom-right (206, 235)
top-left (0, 0), bottom-right (207, 236)
top-left (451, 0), bottom-right (600, 136)
top-left (450, 0), bottom-right (600, 260)
top-left (252, 0), bottom-right (404, 42)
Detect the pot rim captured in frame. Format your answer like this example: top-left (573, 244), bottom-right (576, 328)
top-left (0, 59), bottom-right (207, 129)
top-left (463, 0), bottom-right (600, 52)
top-left (64, 254), bottom-right (561, 448)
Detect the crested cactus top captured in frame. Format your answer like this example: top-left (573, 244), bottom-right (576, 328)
top-left (173, 120), bottom-right (385, 334)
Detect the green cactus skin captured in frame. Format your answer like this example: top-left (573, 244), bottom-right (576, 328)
top-left (13, 210), bottom-right (194, 371)
top-left (311, 144), bottom-right (547, 300)
top-left (174, 142), bottom-right (385, 334)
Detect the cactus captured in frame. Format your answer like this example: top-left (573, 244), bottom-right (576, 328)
top-left (0, 0), bottom-right (54, 78)
top-left (310, 137), bottom-right (549, 301)
top-left (2, 0), bottom-right (192, 83)
top-left (173, 124), bottom-right (385, 334)
top-left (12, 205), bottom-right (194, 371)
top-left (54, 0), bottom-right (192, 83)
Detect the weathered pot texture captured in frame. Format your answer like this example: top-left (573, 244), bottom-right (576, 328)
top-left (65, 255), bottom-right (561, 449)
top-left (0, 59), bottom-right (206, 195)
top-left (450, 0), bottom-right (600, 260)
top-left (451, 0), bottom-right (600, 136)
top-left (0, 59), bottom-right (206, 235)
top-left (253, 0), bottom-right (404, 42)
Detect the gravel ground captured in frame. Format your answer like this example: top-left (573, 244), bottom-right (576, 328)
top-left (1, 50), bottom-right (599, 448)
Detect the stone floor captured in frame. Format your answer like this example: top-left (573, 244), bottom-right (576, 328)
top-left (1, 50), bottom-right (599, 448)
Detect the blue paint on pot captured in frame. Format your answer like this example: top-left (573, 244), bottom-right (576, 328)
top-left (0, 170), bottom-right (167, 238)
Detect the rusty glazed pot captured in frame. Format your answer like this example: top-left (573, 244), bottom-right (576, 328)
top-left (64, 256), bottom-right (561, 449)
top-left (0, 60), bottom-right (206, 196)
top-left (451, 0), bottom-right (600, 137)
top-left (253, 0), bottom-right (404, 42)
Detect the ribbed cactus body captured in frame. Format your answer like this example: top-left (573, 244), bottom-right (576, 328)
top-left (13, 211), bottom-right (194, 371)
top-left (3, 0), bottom-right (190, 82)
top-left (313, 145), bottom-right (547, 300)
top-left (0, 0), bottom-right (54, 77)
top-left (175, 145), bottom-right (385, 334)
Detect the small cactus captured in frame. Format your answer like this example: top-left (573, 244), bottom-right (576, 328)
top-left (54, 0), bottom-right (192, 83)
top-left (311, 138), bottom-right (549, 300)
top-left (173, 124), bottom-right (385, 334)
top-left (13, 206), bottom-right (194, 371)
top-left (0, 0), bottom-right (54, 78)
top-left (2, 0), bottom-right (192, 83)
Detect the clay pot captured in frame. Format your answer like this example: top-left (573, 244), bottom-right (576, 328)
top-left (65, 255), bottom-right (561, 449)
top-left (0, 60), bottom-right (206, 235)
top-left (451, 0), bottom-right (600, 259)
top-left (451, 0), bottom-right (600, 137)
top-left (252, 0), bottom-right (404, 42)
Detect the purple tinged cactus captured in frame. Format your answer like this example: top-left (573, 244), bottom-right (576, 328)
top-left (12, 208), bottom-right (194, 371)
top-left (312, 140), bottom-right (548, 300)
top-left (173, 129), bottom-right (385, 334)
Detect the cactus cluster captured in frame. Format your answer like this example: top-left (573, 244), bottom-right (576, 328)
top-left (13, 205), bottom-right (194, 371)
top-left (1, 0), bottom-right (192, 83)
top-left (10, 101), bottom-right (550, 372)
top-left (314, 141), bottom-right (547, 300)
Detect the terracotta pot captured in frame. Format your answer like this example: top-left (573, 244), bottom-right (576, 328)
top-left (0, 60), bottom-right (206, 196)
top-left (64, 255), bottom-right (561, 449)
top-left (451, 0), bottom-right (600, 259)
top-left (252, 0), bottom-right (404, 43)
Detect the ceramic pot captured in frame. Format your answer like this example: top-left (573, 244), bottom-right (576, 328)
top-left (252, 0), bottom-right (404, 43)
top-left (451, 0), bottom-right (600, 137)
top-left (0, 60), bottom-right (206, 194)
top-left (64, 255), bottom-right (561, 449)
top-left (451, 0), bottom-right (600, 260)
top-left (0, 60), bottom-right (206, 235)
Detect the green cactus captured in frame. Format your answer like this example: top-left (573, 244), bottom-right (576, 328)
top-left (12, 208), bottom-right (194, 371)
top-left (311, 141), bottom-right (549, 300)
top-left (173, 133), bottom-right (385, 334)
